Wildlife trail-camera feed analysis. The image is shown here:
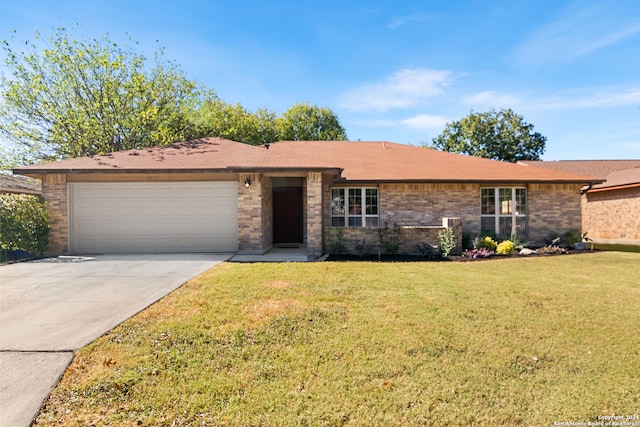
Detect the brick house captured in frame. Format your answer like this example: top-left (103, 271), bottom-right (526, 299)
top-left (520, 160), bottom-right (640, 245)
top-left (14, 138), bottom-right (598, 258)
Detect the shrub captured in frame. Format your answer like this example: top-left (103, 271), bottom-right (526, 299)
top-left (562, 228), bottom-right (582, 247)
top-left (0, 194), bottom-right (50, 256)
top-left (496, 240), bottom-right (515, 255)
top-left (461, 231), bottom-right (472, 250)
top-left (328, 228), bottom-right (347, 254)
top-left (378, 222), bottom-right (401, 254)
top-left (438, 227), bottom-right (456, 257)
top-left (475, 236), bottom-right (498, 252)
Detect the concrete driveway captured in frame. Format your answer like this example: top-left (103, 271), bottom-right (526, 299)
top-left (0, 254), bottom-right (229, 427)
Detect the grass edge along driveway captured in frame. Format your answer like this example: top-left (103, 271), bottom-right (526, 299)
top-left (35, 252), bottom-right (640, 426)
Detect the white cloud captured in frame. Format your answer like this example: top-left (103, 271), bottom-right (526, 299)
top-left (401, 114), bottom-right (449, 129)
top-left (532, 86), bottom-right (640, 110)
top-left (462, 91), bottom-right (521, 108)
top-left (512, 3), bottom-right (640, 65)
top-left (338, 68), bottom-right (454, 112)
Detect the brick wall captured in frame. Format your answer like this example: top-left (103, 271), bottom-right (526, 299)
top-left (326, 223), bottom-right (460, 256)
top-left (322, 182), bottom-right (583, 254)
top-left (237, 173), bottom-right (265, 254)
top-left (584, 187), bottom-right (640, 243)
top-left (41, 174), bottom-right (69, 255)
top-left (528, 183), bottom-right (583, 243)
top-left (306, 172), bottom-right (323, 259)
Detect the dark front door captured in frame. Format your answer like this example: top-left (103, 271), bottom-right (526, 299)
top-left (273, 187), bottom-right (303, 244)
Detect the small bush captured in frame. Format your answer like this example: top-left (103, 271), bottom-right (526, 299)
top-left (461, 231), bottom-right (472, 250)
top-left (328, 228), bottom-right (347, 254)
top-left (438, 227), bottom-right (456, 257)
top-left (0, 193), bottom-right (50, 256)
top-left (378, 222), bottom-right (401, 254)
top-left (475, 236), bottom-right (498, 252)
top-left (496, 240), bottom-right (515, 255)
top-left (562, 228), bottom-right (582, 247)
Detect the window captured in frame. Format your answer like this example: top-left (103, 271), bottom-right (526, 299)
top-left (480, 188), bottom-right (527, 238)
top-left (331, 187), bottom-right (379, 227)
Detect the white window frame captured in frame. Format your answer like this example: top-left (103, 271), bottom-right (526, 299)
top-left (331, 187), bottom-right (379, 227)
top-left (480, 187), bottom-right (527, 237)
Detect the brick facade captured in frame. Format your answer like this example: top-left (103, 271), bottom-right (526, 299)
top-left (306, 172), bottom-right (324, 259)
top-left (322, 182), bottom-right (583, 255)
top-left (237, 173), bottom-right (265, 254)
top-left (528, 183), bottom-right (583, 243)
top-left (41, 174), bottom-right (69, 255)
top-left (37, 171), bottom-right (585, 257)
top-left (583, 188), bottom-right (640, 243)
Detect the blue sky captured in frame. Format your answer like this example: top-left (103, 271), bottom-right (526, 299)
top-left (1, 0), bottom-right (639, 160)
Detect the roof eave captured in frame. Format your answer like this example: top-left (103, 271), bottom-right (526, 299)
top-left (13, 167), bottom-right (343, 176)
top-left (588, 182), bottom-right (640, 193)
top-left (334, 178), bottom-right (600, 185)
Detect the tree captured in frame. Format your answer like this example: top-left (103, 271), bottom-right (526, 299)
top-left (0, 27), bottom-right (199, 165)
top-left (430, 109), bottom-right (546, 162)
top-left (277, 102), bottom-right (347, 141)
top-left (188, 92), bottom-right (279, 145)
top-left (190, 99), bottom-right (347, 145)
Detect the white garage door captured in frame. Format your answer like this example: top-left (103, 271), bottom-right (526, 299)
top-left (70, 182), bottom-right (238, 253)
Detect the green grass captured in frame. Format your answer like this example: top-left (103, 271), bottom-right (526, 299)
top-left (592, 243), bottom-right (640, 253)
top-left (35, 252), bottom-right (640, 426)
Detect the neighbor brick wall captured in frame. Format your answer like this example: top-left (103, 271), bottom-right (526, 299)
top-left (584, 187), bottom-right (640, 242)
top-left (41, 174), bottom-right (69, 255)
top-left (528, 183), bottom-right (583, 243)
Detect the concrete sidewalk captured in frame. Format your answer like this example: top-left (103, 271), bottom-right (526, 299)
top-left (0, 254), bottom-right (229, 427)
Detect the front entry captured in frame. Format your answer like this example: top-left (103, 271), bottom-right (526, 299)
top-left (273, 187), bottom-right (303, 244)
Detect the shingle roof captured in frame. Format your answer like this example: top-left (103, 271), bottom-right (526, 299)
top-left (14, 137), bottom-right (598, 184)
top-left (519, 160), bottom-right (640, 190)
top-left (0, 174), bottom-right (42, 195)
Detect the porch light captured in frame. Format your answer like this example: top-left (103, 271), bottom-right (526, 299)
top-left (244, 177), bottom-right (251, 188)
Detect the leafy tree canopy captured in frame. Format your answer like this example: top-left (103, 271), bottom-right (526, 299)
top-left (277, 102), bottom-right (347, 141)
top-left (190, 98), bottom-right (347, 145)
top-left (1, 28), bottom-right (348, 168)
top-left (430, 109), bottom-right (546, 162)
top-left (0, 26), bottom-right (199, 165)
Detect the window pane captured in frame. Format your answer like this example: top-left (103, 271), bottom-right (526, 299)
top-left (367, 217), bottom-right (379, 227)
top-left (348, 217), bottom-right (362, 227)
top-left (365, 188), bottom-right (378, 215)
top-left (348, 189), bottom-right (362, 215)
top-left (498, 217), bottom-right (513, 238)
top-left (332, 217), bottom-right (345, 227)
top-left (481, 217), bottom-right (495, 236)
top-left (515, 189), bottom-right (527, 215)
top-left (499, 188), bottom-right (512, 215)
top-left (331, 189), bottom-right (345, 216)
top-left (515, 216), bottom-right (528, 237)
top-left (481, 189), bottom-right (495, 214)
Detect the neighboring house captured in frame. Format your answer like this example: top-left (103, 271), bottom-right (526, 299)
top-left (0, 174), bottom-right (42, 195)
top-left (520, 160), bottom-right (640, 245)
top-left (14, 138), bottom-right (598, 258)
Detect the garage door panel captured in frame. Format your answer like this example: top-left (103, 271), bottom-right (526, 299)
top-left (71, 182), bottom-right (238, 253)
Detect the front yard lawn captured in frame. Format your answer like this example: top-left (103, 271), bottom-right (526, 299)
top-left (35, 252), bottom-right (640, 426)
